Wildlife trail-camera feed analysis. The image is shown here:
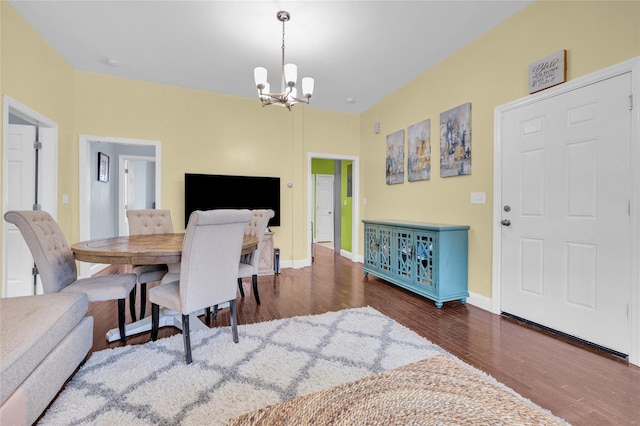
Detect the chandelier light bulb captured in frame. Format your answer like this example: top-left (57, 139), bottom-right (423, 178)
top-left (284, 63), bottom-right (297, 87)
top-left (288, 87), bottom-right (298, 101)
top-left (302, 77), bottom-right (314, 97)
top-left (254, 67), bottom-right (268, 87)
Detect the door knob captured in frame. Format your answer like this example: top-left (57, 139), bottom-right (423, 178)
top-left (501, 219), bottom-right (511, 226)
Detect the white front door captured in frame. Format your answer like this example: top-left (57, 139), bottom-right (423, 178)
top-left (500, 73), bottom-right (631, 354)
top-left (316, 174), bottom-right (334, 243)
top-left (3, 124), bottom-right (40, 296)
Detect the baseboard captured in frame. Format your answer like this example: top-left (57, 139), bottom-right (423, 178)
top-left (466, 292), bottom-right (492, 312)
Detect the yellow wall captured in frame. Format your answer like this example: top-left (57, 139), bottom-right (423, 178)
top-left (1, 2), bottom-right (76, 230)
top-left (359, 0), bottom-right (640, 298)
top-left (2, 0), bottom-right (640, 298)
top-left (72, 73), bottom-right (359, 261)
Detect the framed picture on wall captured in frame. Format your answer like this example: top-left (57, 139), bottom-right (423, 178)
top-left (98, 152), bottom-right (110, 182)
top-left (386, 129), bottom-right (405, 184)
top-left (440, 102), bottom-right (471, 177)
top-left (408, 119), bottom-right (431, 182)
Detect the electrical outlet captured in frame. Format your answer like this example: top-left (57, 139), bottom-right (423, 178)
top-left (470, 192), bottom-right (486, 204)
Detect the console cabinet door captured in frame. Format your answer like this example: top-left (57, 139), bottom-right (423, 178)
top-left (414, 231), bottom-right (437, 297)
top-left (365, 224), bottom-right (393, 277)
top-left (395, 228), bottom-right (414, 283)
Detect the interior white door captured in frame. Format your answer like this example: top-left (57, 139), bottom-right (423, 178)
top-left (316, 174), bottom-right (334, 242)
top-left (118, 156), bottom-right (156, 236)
top-left (500, 73), bottom-right (631, 354)
top-left (4, 124), bottom-right (40, 297)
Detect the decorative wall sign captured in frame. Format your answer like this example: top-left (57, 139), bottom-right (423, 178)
top-left (440, 102), bottom-right (471, 178)
top-left (386, 129), bottom-right (405, 184)
top-left (98, 152), bottom-right (110, 182)
top-left (408, 119), bottom-right (431, 182)
top-left (528, 50), bottom-right (567, 94)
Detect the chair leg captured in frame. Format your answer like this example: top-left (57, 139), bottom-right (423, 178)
top-left (129, 286), bottom-right (137, 322)
top-left (118, 298), bottom-right (126, 343)
top-left (151, 303), bottom-right (159, 341)
top-left (205, 307), bottom-right (211, 326)
top-left (230, 300), bottom-right (239, 343)
top-left (182, 314), bottom-right (192, 364)
top-left (237, 278), bottom-right (245, 298)
top-left (140, 283), bottom-right (147, 320)
top-left (252, 274), bottom-right (260, 305)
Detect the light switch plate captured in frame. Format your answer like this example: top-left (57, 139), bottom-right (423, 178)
top-left (471, 192), bottom-right (486, 204)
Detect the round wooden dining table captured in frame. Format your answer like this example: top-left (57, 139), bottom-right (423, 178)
top-left (71, 233), bottom-right (259, 342)
top-left (72, 233), bottom-right (259, 265)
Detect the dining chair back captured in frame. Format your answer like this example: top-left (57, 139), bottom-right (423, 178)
top-left (126, 209), bottom-right (173, 320)
top-left (150, 209), bottom-right (252, 363)
top-left (4, 210), bottom-right (137, 342)
top-left (237, 209), bottom-right (275, 305)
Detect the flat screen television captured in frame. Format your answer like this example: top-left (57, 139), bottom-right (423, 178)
top-left (184, 173), bottom-right (281, 228)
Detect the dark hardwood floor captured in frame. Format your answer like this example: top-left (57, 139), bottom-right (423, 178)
top-left (88, 244), bottom-right (640, 425)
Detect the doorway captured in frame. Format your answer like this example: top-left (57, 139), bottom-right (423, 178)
top-left (493, 58), bottom-right (640, 366)
top-left (308, 153), bottom-right (359, 263)
top-left (2, 96), bottom-right (58, 297)
top-left (118, 155), bottom-right (157, 235)
top-left (78, 135), bottom-right (161, 277)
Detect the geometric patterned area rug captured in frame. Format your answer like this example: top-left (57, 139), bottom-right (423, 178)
top-left (38, 307), bottom-right (565, 425)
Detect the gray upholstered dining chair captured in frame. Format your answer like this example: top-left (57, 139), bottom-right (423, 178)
top-left (4, 210), bottom-right (137, 342)
top-left (126, 209), bottom-right (173, 321)
top-left (237, 209), bottom-right (275, 305)
top-left (150, 209), bottom-right (252, 364)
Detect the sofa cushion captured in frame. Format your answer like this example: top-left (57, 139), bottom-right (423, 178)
top-left (0, 292), bottom-right (88, 405)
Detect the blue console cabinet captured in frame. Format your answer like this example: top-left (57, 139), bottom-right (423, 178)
top-left (363, 220), bottom-right (469, 308)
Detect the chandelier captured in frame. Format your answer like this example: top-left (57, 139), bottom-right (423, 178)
top-left (253, 11), bottom-right (314, 110)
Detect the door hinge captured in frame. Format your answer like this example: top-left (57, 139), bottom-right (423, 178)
top-left (629, 94), bottom-right (633, 111)
top-left (33, 140), bottom-right (42, 150)
top-left (124, 168), bottom-right (128, 174)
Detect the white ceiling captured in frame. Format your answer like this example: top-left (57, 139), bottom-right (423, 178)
top-left (8, 0), bottom-right (532, 114)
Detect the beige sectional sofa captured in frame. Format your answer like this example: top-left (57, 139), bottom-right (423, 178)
top-left (0, 292), bottom-right (93, 425)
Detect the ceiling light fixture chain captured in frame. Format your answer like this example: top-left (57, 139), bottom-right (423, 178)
top-left (254, 10), bottom-right (314, 110)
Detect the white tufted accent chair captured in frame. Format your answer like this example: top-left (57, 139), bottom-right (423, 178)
top-left (150, 209), bottom-right (252, 364)
top-left (126, 209), bottom-right (174, 321)
top-left (4, 210), bottom-right (137, 342)
top-left (237, 209), bottom-right (275, 305)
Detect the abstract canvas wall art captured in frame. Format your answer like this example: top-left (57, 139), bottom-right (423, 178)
top-left (408, 119), bottom-right (431, 182)
top-left (440, 102), bottom-right (471, 177)
top-left (386, 129), bottom-right (405, 184)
